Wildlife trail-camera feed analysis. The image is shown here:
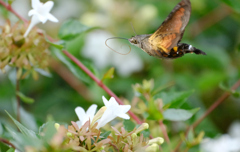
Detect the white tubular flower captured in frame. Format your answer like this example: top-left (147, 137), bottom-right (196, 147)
top-left (75, 104), bottom-right (98, 128)
top-left (96, 96), bottom-right (131, 129)
top-left (24, 0), bottom-right (58, 37)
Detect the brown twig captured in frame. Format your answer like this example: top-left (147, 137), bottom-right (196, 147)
top-left (0, 138), bottom-right (16, 149)
top-left (173, 79), bottom-right (240, 152)
top-left (0, 0), bottom-right (28, 23)
top-left (192, 79), bottom-right (240, 128)
top-left (62, 50), bottom-right (142, 124)
top-left (159, 120), bottom-right (170, 144)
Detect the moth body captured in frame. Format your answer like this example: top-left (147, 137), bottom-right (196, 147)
top-left (127, 0), bottom-right (206, 59)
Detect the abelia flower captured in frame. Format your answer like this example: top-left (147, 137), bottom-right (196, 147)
top-left (24, 0), bottom-right (58, 37)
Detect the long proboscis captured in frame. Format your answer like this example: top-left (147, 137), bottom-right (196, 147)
top-left (105, 37), bottom-right (131, 55)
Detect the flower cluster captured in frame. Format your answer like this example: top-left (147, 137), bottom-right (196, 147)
top-left (0, 0), bottom-right (59, 79)
top-left (14, 96), bottom-right (163, 152)
top-left (57, 96), bottom-right (164, 151)
top-left (0, 22), bottom-right (50, 79)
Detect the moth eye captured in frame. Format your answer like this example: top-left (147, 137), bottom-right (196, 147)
top-left (133, 40), bottom-right (137, 44)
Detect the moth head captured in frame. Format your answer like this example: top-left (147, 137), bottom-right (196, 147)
top-left (128, 36), bottom-right (140, 47)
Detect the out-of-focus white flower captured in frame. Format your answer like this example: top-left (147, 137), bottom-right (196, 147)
top-left (200, 121), bottom-right (240, 152)
top-left (14, 149), bottom-right (20, 152)
top-left (82, 30), bottom-right (143, 77)
top-left (137, 4), bottom-right (158, 21)
top-left (24, 0), bottom-right (58, 37)
top-left (96, 96), bottom-right (131, 129)
top-left (75, 104), bottom-right (97, 128)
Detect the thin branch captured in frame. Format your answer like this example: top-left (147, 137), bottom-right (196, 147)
top-left (62, 50), bottom-right (142, 124)
top-left (0, 138), bottom-right (16, 149)
top-left (159, 120), bottom-right (170, 144)
top-left (192, 79), bottom-right (240, 129)
top-left (50, 60), bottom-right (92, 101)
top-left (173, 79), bottom-right (240, 152)
top-left (0, 0), bottom-right (28, 23)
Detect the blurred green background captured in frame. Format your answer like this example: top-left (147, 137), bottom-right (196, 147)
top-left (0, 0), bottom-right (240, 150)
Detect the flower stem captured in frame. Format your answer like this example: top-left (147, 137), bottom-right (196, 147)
top-left (0, 138), bottom-right (16, 149)
top-left (62, 50), bottom-right (142, 124)
top-left (173, 79), bottom-right (240, 152)
top-left (0, 0), bottom-right (28, 23)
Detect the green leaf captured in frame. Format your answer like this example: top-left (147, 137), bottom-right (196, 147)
top-left (6, 127), bottom-right (42, 150)
top-left (6, 148), bottom-right (15, 152)
top-left (100, 131), bottom-right (111, 139)
top-left (5, 111), bottom-right (37, 138)
top-left (35, 68), bottom-right (52, 78)
top-left (46, 39), bottom-right (64, 50)
top-left (39, 121), bottom-right (56, 143)
top-left (0, 122), bottom-right (3, 135)
top-left (123, 119), bottom-right (136, 132)
top-left (16, 91), bottom-right (34, 104)
top-left (163, 108), bottom-right (199, 121)
top-left (51, 47), bottom-right (93, 84)
top-left (147, 100), bottom-right (163, 121)
top-left (219, 82), bottom-right (240, 97)
top-left (102, 67), bottom-right (115, 81)
top-left (141, 129), bottom-right (150, 138)
top-left (154, 90), bottom-right (194, 108)
top-left (58, 19), bottom-right (94, 40)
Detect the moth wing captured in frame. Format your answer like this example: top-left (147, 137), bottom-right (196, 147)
top-left (149, 0), bottom-right (191, 54)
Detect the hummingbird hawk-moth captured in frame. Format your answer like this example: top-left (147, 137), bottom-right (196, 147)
top-left (128, 0), bottom-right (206, 59)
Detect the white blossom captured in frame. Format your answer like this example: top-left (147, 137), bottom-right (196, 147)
top-left (24, 0), bottom-right (58, 37)
top-left (96, 96), bottom-right (131, 129)
top-left (75, 104), bottom-right (97, 128)
top-left (200, 121), bottom-right (240, 152)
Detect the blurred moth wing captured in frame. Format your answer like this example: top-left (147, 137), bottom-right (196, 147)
top-left (148, 0), bottom-right (191, 54)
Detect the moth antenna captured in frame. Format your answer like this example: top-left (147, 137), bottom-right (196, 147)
top-left (130, 22), bottom-right (137, 36)
top-left (105, 37), bottom-right (131, 55)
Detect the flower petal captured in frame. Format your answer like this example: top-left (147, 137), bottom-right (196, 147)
top-left (115, 105), bottom-right (131, 119)
top-left (102, 96), bottom-right (109, 107)
top-left (46, 13), bottom-right (59, 22)
top-left (86, 104), bottom-right (97, 120)
top-left (117, 113), bottom-right (130, 119)
top-left (31, 0), bottom-right (41, 10)
top-left (75, 107), bottom-right (86, 121)
top-left (24, 15), bottom-right (40, 37)
top-left (42, 1), bottom-right (54, 13)
top-left (96, 108), bottom-right (115, 129)
top-left (108, 97), bottom-right (119, 107)
top-left (120, 105), bottom-right (131, 113)
top-left (28, 9), bottom-right (37, 17)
